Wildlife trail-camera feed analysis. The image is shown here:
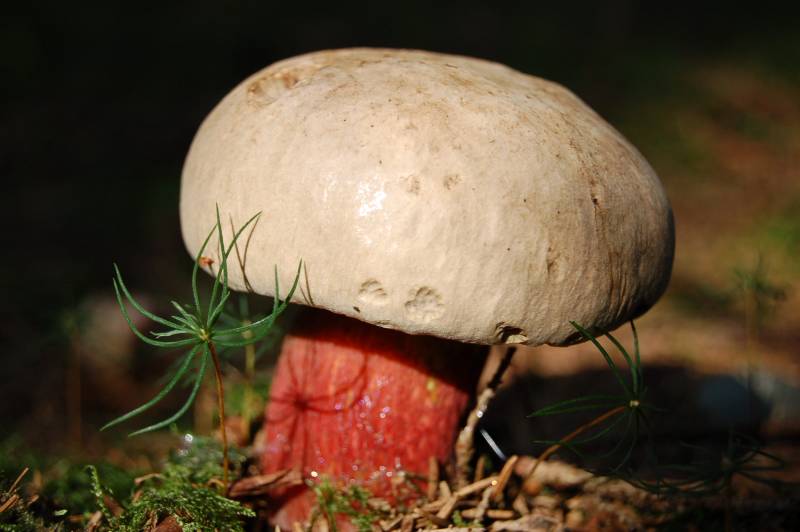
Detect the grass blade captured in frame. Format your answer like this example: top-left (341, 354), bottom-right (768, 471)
top-left (528, 395), bottom-right (625, 417)
top-left (151, 328), bottom-right (195, 338)
top-left (191, 224), bottom-right (218, 324)
top-left (113, 279), bottom-right (198, 349)
top-left (215, 310), bottom-right (279, 338)
top-left (570, 321), bottom-right (631, 396)
top-left (597, 413), bottom-right (635, 460)
top-left (605, 330), bottom-right (639, 395)
top-left (113, 264), bottom-right (182, 330)
top-left (207, 289), bottom-right (232, 329)
top-left (101, 345), bottom-right (201, 431)
top-left (556, 411), bottom-right (629, 447)
top-left (214, 313), bottom-right (280, 347)
top-left (128, 346), bottom-right (209, 437)
top-left (631, 321), bottom-right (642, 379)
top-left (170, 314), bottom-right (199, 332)
top-left (207, 206), bottom-right (228, 324)
top-left (171, 301), bottom-right (201, 330)
top-left (215, 261), bottom-right (301, 340)
top-left (207, 210), bottom-right (261, 326)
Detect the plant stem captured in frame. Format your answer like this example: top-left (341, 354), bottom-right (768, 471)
top-left (525, 405), bottom-right (626, 481)
top-left (208, 341), bottom-right (230, 489)
top-left (242, 321), bottom-right (255, 442)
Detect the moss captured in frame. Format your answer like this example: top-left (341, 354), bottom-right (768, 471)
top-left (42, 463), bottom-right (134, 518)
top-left (311, 478), bottom-right (389, 532)
top-left (89, 436), bottom-right (254, 531)
top-left (110, 481), bottom-right (253, 532)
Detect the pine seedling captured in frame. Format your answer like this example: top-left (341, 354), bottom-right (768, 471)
top-left (630, 430), bottom-right (787, 496)
top-left (630, 431), bottom-right (790, 532)
top-left (526, 321), bottom-right (658, 478)
top-left (103, 207), bottom-right (301, 488)
top-left (734, 256), bottom-right (786, 346)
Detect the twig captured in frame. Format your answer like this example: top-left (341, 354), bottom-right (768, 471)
top-left (229, 214), bottom-right (258, 293)
top-left (422, 476), bottom-right (498, 514)
top-left (435, 495), bottom-right (460, 521)
top-left (427, 528), bottom-right (485, 532)
top-left (474, 455), bottom-right (486, 482)
top-left (428, 476), bottom-right (497, 519)
top-left (84, 511), bottom-right (103, 532)
top-left (380, 515), bottom-right (404, 531)
top-left (472, 485), bottom-right (494, 524)
top-left (0, 495), bottom-right (19, 515)
top-left (486, 348), bottom-right (516, 390)
top-left (133, 473), bottom-right (162, 486)
top-left (455, 347), bottom-right (516, 488)
top-left (461, 508), bottom-right (515, 520)
top-left (421, 507), bottom-right (452, 527)
top-left (456, 476), bottom-right (499, 498)
top-left (427, 457), bottom-right (439, 500)
top-left (439, 481), bottom-right (452, 499)
top-left (511, 493), bottom-right (529, 516)
top-left (491, 456), bottom-right (518, 503)
top-left (299, 262), bottom-right (315, 306)
top-left (0, 468), bottom-right (29, 515)
top-left (7, 467), bottom-right (28, 494)
top-left (399, 515), bottom-right (415, 532)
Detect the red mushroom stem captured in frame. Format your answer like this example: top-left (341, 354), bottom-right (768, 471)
top-left (260, 308), bottom-right (487, 529)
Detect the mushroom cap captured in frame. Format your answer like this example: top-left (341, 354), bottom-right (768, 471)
top-left (180, 48), bottom-right (674, 346)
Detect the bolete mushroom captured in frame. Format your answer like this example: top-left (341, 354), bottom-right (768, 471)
top-left (180, 48), bottom-right (674, 528)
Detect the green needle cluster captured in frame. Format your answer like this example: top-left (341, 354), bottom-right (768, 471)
top-left (527, 323), bottom-right (792, 501)
top-left (631, 431), bottom-right (788, 496)
top-left (528, 321), bottom-right (657, 473)
top-left (103, 207), bottom-right (300, 436)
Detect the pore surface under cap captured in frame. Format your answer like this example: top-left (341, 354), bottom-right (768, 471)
top-left (180, 48), bottom-right (674, 346)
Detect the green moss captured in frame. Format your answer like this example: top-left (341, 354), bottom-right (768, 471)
top-left (111, 482), bottom-right (253, 532)
top-left (89, 436), bottom-right (254, 531)
top-left (42, 463), bottom-right (134, 518)
top-left (0, 440), bottom-right (134, 531)
top-left (163, 434), bottom-right (247, 485)
top-left (311, 478), bottom-right (389, 532)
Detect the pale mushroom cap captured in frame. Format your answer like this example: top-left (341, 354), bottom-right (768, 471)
top-left (180, 48), bottom-right (674, 346)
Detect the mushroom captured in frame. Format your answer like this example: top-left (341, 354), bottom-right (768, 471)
top-left (180, 48), bottom-right (674, 528)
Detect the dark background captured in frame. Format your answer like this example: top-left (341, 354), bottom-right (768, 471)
top-left (2, 2), bottom-right (799, 452)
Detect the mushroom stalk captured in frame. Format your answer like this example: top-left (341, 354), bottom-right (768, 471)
top-left (260, 308), bottom-right (486, 529)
